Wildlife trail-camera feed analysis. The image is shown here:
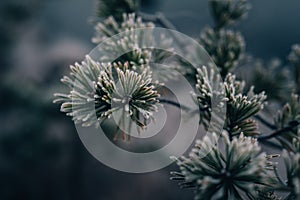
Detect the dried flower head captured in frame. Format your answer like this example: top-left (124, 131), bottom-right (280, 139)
top-left (171, 132), bottom-right (278, 200)
top-left (200, 27), bottom-right (245, 77)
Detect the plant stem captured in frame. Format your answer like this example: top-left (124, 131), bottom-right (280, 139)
top-left (254, 115), bottom-right (277, 130)
top-left (158, 98), bottom-right (192, 111)
top-left (137, 11), bottom-right (186, 48)
top-left (258, 121), bottom-right (300, 141)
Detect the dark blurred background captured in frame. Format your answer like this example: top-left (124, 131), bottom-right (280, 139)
top-left (1, 0), bottom-right (300, 199)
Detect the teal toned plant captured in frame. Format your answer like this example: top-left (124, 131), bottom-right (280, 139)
top-left (53, 0), bottom-right (300, 199)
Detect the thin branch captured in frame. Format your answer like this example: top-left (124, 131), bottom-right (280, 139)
top-left (139, 12), bottom-right (177, 30)
top-left (258, 140), bottom-right (285, 150)
top-left (158, 98), bottom-right (192, 111)
top-left (254, 114), bottom-right (277, 130)
top-left (137, 11), bottom-right (186, 48)
top-left (258, 121), bottom-right (300, 141)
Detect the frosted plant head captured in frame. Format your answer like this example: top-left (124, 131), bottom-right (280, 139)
top-left (171, 132), bottom-right (278, 200)
top-left (193, 66), bottom-right (266, 137)
top-left (95, 63), bottom-right (160, 138)
top-left (54, 56), bottom-right (160, 133)
top-left (54, 56), bottom-right (106, 127)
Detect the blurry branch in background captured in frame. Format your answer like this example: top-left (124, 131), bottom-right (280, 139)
top-left (0, 0), bottom-right (90, 199)
top-left (137, 11), bottom-right (187, 48)
top-left (199, 27), bottom-right (245, 78)
top-left (210, 0), bottom-right (250, 29)
top-left (96, 0), bottom-right (139, 22)
top-left (198, 0), bottom-right (249, 77)
top-left (289, 44), bottom-right (300, 94)
top-left (246, 59), bottom-right (292, 102)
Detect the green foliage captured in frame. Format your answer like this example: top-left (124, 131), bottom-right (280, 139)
top-left (93, 13), bottom-right (154, 45)
top-left (257, 190), bottom-right (281, 200)
top-left (274, 94), bottom-right (300, 150)
top-left (194, 66), bottom-right (266, 137)
top-left (192, 66), bottom-right (225, 131)
top-left (199, 27), bottom-right (245, 77)
top-left (95, 63), bottom-right (159, 130)
top-left (280, 148), bottom-right (300, 200)
top-left (248, 59), bottom-right (291, 101)
top-left (54, 56), bottom-right (159, 132)
top-left (209, 0), bottom-right (250, 29)
top-left (93, 13), bottom-right (176, 81)
top-left (54, 56), bottom-right (105, 127)
top-left (171, 132), bottom-right (278, 200)
top-left (96, 0), bottom-right (139, 21)
top-left (92, 13), bottom-right (153, 69)
top-left (289, 44), bottom-right (300, 94)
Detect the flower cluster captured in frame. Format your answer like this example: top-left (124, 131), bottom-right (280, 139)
top-left (199, 27), bottom-right (245, 77)
top-left (171, 132), bottom-right (278, 200)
